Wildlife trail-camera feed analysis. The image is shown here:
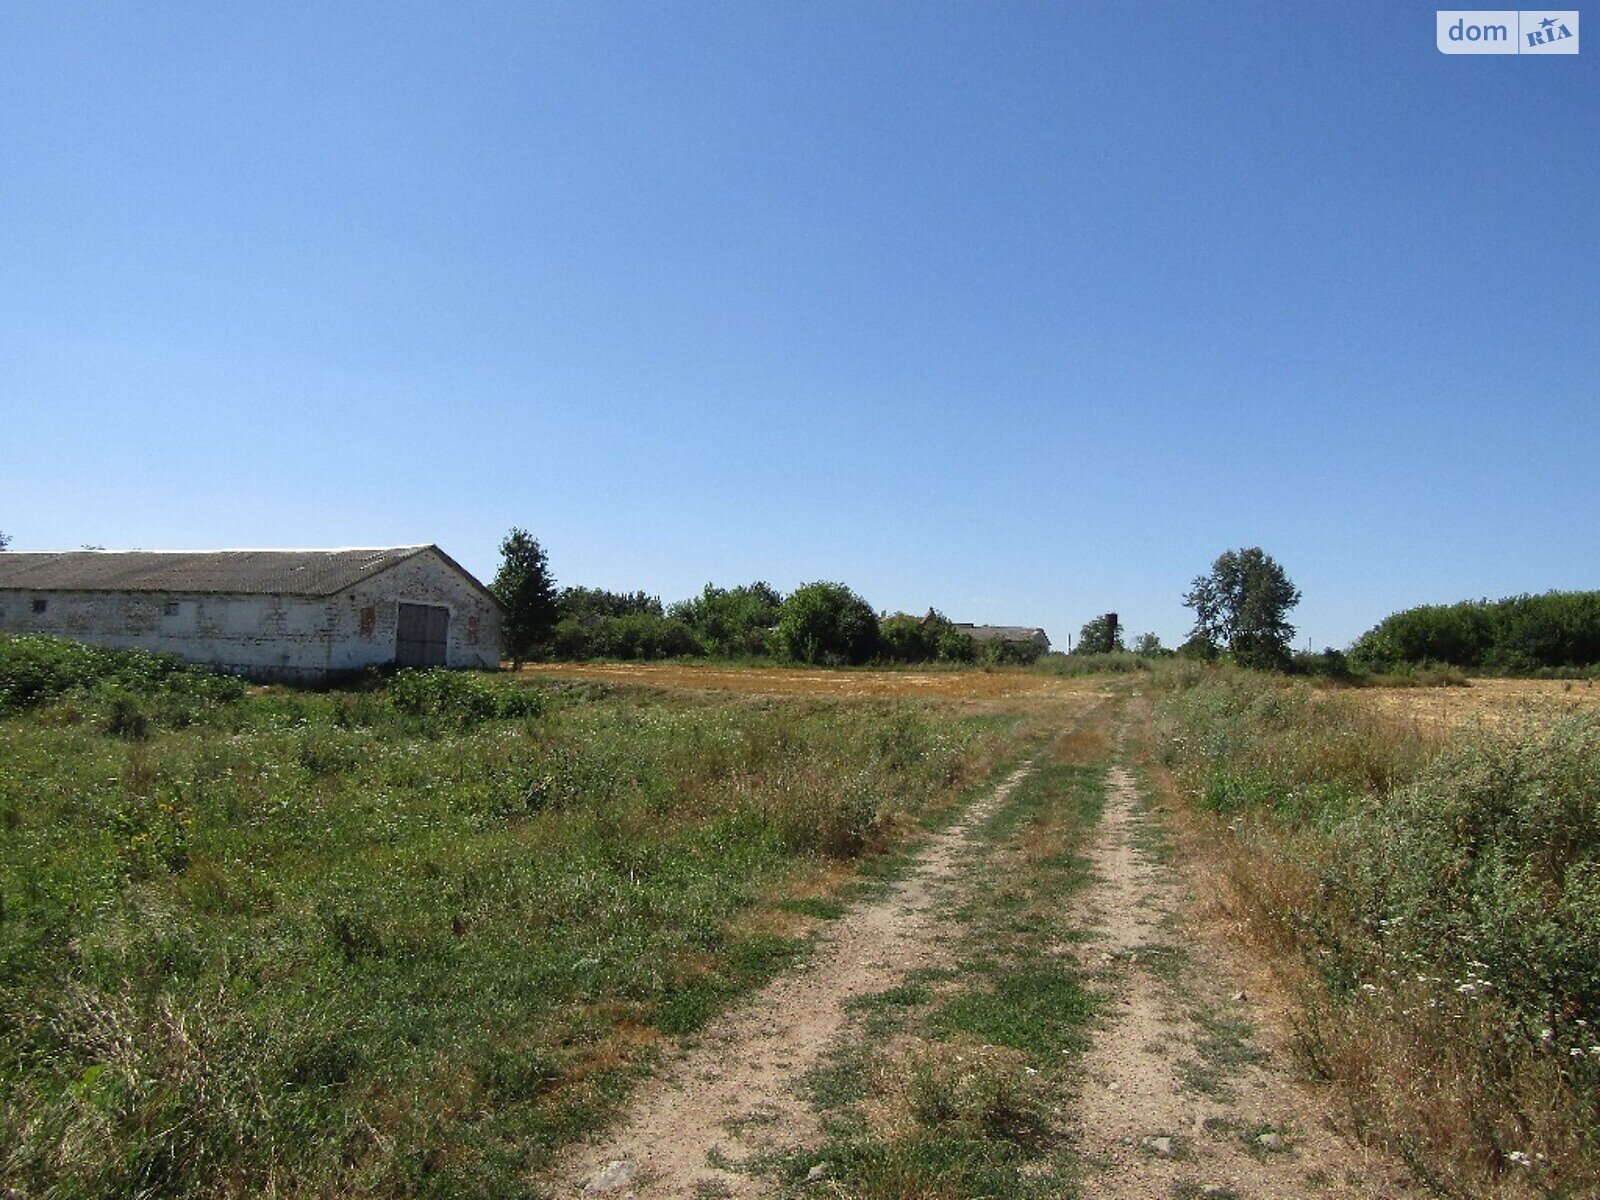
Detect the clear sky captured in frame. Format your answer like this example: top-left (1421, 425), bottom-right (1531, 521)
top-left (3, 2), bottom-right (1595, 650)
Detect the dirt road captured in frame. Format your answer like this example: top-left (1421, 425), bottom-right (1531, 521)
top-left (541, 694), bottom-right (1418, 1199)
top-left (1066, 763), bottom-right (1419, 1199)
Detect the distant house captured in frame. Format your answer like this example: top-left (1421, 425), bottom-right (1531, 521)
top-left (0, 545), bottom-right (501, 681)
top-left (953, 624), bottom-right (1052, 653)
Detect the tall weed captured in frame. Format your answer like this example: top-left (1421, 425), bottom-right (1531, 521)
top-left (1153, 669), bottom-right (1600, 1192)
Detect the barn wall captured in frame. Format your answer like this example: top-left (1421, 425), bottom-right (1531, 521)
top-left (0, 590), bottom-right (336, 679)
top-left (0, 551), bottom-right (502, 679)
top-left (331, 550), bottom-right (502, 672)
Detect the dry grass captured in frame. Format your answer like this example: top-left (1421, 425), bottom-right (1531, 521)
top-left (861, 1041), bottom-right (1039, 1143)
top-left (1359, 676), bottom-right (1600, 735)
top-left (525, 660), bottom-right (1109, 703)
top-left (1291, 982), bottom-right (1598, 1195)
top-left (1051, 701), bottom-right (1117, 765)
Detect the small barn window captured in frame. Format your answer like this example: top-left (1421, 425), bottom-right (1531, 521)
top-left (164, 601), bottom-right (180, 617)
top-left (32, 598), bottom-right (47, 615)
top-left (467, 614), bottom-right (480, 646)
top-left (358, 606), bottom-right (376, 638)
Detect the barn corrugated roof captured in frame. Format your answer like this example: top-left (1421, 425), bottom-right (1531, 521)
top-left (0, 547), bottom-right (434, 597)
top-left (955, 624), bottom-right (1050, 644)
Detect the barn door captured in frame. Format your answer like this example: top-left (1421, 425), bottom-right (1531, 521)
top-left (396, 603), bottom-right (450, 667)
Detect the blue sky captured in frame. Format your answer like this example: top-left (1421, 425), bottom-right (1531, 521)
top-left (3, 2), bottom-right (1595, 649)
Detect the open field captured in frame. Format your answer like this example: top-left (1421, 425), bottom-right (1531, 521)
top-left (530, 661), bottom-right (1600, 727)
top-left (5, 640), bottom-right (1596, 1198)
top-left (525, 660), bottom-right (1109, 704)
top-left (1361, 675), bottom-right (1600, 733)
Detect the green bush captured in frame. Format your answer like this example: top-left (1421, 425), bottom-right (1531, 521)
top-left (1074, 614), bottom-right (1124, 655)
top-left (668, 582), bottom-right (783, 656)
top-left (1034, 651), bottom-right (1148, 677)
top-left (1154, 669), bottom-right (1600, 1185)
top-left (1290, 647), bottom-right (1354, 679)
top-left (877, 611), bottom-right (976, 665)
top-left (1352, 591), bottom-right (1600, 673)
top-left (980, 639), bottom-right (1043, 666)
top-left (104, 691), bottom-right (152, 741)
top-left (386, 669), bottom-right (544, 723)
top-left (1324, 713), bottom-right (1600, 1041)
top-left (878, 614), bottom-right (935, 663)
top-left (775, 582), bottom-right (879, 666)
top-left (556, 586), bottom-right (664, 621)
top-left (0, 634), bottom-right (246, 714)
top-left (592, 612), bottom-right (700, 660)
top-left (548, 611), bottom-right (702, 660)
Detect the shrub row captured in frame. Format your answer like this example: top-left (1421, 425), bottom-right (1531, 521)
top-left (1352, 590), bottom-right (1600, 673)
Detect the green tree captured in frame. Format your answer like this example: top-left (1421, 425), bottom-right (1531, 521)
top-left (1132, 632), bottom-right (1169, 657)
top-left (0, 530), bottom-right (9, 550)
top-left (1075, 614), bottom-right (1125, 655)
top-left (490, 528), bottom-right (558, 667)
top-left (669, 582), bottom-right (784, 656)
top-left (933, 620), bottom-right (978, 663)
top-left (557, 587), bottom-right (664, 621)
top-left (1183, 547), bottom-right (1301, 670)
top-left (1350, 591), bottom-right (1600, 672)
top-left (774, 582), bottom-right (879, 665)
top-left (876, 609), bottom-right (974, 664)
top-left (877, 613), bottom-right (934, 663)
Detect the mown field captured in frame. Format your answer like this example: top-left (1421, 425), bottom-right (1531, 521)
top-left (1148, 667), bottom-right (1600, 1197)
top-left (0, 640), bottom-right (1072, 1199)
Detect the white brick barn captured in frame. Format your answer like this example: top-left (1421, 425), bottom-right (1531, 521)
top-left (0, 546), bottom-right (502, 681)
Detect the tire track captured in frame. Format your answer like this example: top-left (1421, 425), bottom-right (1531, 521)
top-left (543, 761), bottom-right (1037, 1199)
top-left (1067, 763), bottom-right (1422, 1199)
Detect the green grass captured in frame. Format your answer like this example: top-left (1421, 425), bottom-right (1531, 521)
top-left (0, 638), bottom-right (1037, 1199)
top-left (847, 981), bottom-right (936, 1038)
top-left (1133, 942), bottom-right (1189, 984)
top-left (1177, 1007), bottom-right (1268, 1100)
top-left (776, 896), bottom-right (846, 920)
top-left (931, 962), bottom-right (1094, 1059)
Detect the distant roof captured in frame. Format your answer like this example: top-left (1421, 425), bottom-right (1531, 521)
top-left (0, 547), bottom-right (438, 597)
top-left (954, 623), bottom-right (1051, 644)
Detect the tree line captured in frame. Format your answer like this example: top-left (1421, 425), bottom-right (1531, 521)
top-left (489, 529), bottom-right (1044, 667)
top-left (491, 531), bottom-right (1319, 672)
